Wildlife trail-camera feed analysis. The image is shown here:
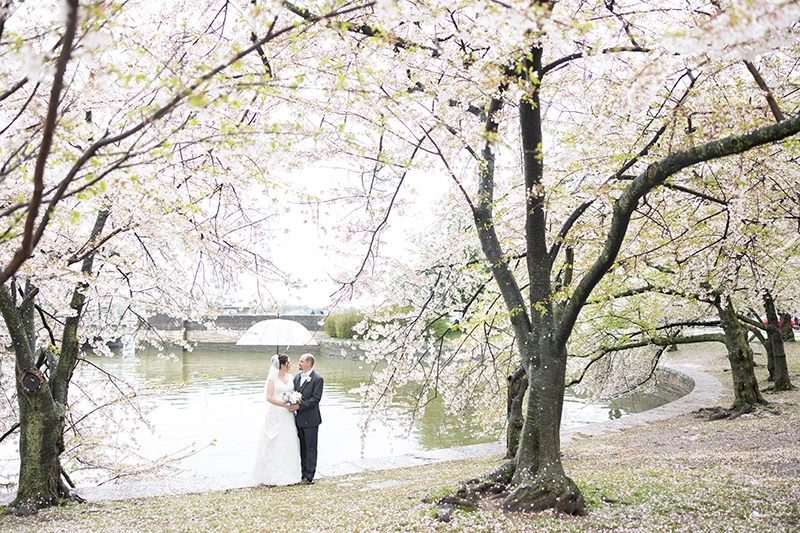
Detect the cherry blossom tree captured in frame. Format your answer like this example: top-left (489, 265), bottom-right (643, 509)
top-left (298, 0), bottom-right (800, 514)
top-left (570, 129), bottom-right (800, 410)
top-left (0, 0), bottom-right (373, 514)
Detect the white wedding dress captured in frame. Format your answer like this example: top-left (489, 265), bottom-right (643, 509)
top-left (253, 375), bottom-right (302, 485)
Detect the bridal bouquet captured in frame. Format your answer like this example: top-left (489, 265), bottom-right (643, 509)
top-left (282, 390), bottom-right (303, 405)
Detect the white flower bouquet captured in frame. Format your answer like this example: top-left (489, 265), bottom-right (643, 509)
top-left (282, 390), bottom-right (303, 405)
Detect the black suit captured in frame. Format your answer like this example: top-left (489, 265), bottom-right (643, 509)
top-left (294, 369), bottom-right (323, 482)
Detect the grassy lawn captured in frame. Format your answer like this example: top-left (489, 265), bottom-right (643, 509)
top-left (2, 342), bottom-right (799, 532)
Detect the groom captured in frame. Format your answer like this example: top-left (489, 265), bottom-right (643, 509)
top-left (290, 353), bottom-right (323, 484)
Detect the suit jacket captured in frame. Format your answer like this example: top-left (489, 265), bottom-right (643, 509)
top-left (294, 370), bottom-right (323, 428)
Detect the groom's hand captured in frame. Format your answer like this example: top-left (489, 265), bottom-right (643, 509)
top-left (288, 404), bottom-right (300, 411)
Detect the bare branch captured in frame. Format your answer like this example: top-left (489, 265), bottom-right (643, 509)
top-left (0, 422), bottom-right (20, 444)
top-left (660, 181), bottom-right (727, 205)
top-left (0, 77), bottom-right (29, 103)
top-left (67, 225), bottom-right (132, 266)
top-left (334, 128), bottom-right (432, 298)
top-left (541, 46), bottom-right (649, 77)
top-left (548, 200), bottom-right (594, 263)
top-left (0, 82), bottom-right (40, 136)
top-left (744, 60), bottom-right (785, 122)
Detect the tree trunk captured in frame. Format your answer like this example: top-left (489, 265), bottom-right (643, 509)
top-left (469, 84), bottom-right (586, 512)
top-left (763, 292), bottom-right (794, 391)
top-left (501, 336), bottom-right (584, 514)
top-left (488, 45), bottom-right (585, 515)
top-left (14, 380), bottom-right (70, 514)
top-left (780, 312), bottom-right (795, 342)
top-left (717, 296), bottom-right (767, 409)
top-left (0, 286), bottom-right (69, 515)
top-left (506, 366), bottom-right (527, 459)
top-left (751, 327), bottom-right (775, 381)
top-left (1, 210), bottom-right (107, 515)
top-left (460, 30), bottom-right (800, 516)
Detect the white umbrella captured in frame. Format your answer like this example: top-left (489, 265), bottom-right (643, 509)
top-left (236, 319), bottom-right (318, 353)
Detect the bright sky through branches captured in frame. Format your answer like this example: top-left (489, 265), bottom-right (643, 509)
top-left (243, 163), bottom-right (449, 310)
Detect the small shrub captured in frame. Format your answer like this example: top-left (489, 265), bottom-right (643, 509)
top-left (324, 310), bottom-right (365, 339)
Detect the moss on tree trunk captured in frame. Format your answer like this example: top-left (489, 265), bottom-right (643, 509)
top-left (0, 286), bottom-right (69, 515)
top-left (13, 383), bottom-right (70, 515)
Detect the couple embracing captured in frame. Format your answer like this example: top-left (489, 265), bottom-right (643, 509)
top-left (253, 353), bottom-right (323, 486)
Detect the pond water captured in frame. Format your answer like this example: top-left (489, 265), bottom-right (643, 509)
top-left (1, 345), bottom-right (683, 485)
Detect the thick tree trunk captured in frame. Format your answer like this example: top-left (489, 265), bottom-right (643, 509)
top-left (763, 292), bottom-right (794, 391)
top-left (717, 296), bottom-right (767, 409)
top-left (1, 211), bottom-right (107, 515)
top-left (501, 337), bottom-right (584, 514)
top-left (490, 45), bottom-right (584, 515)
top-left (14, 382), bottom-right (69, 514)
top-left (0, 286), bottom-right (69, 515)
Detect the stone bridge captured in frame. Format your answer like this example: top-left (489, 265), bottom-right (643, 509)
top-left (146, 313), bottom-right (328, 345)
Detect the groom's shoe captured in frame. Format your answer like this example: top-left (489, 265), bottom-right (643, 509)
top-left (304, 478), bottom-right (315, 485)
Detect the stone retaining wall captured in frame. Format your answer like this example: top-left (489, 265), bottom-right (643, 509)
top-left (654, 365), bottom-right (695, 398)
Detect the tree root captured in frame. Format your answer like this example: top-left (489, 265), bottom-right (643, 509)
top-left (64, 490), bottom-right (86, 504)
top-left (8, 484), bottom-right (84, 516)
top-left (693, 403), bottom-right (782, 420)
top-left (467, 459), bottom-right (514, 485)
top-left (434, 464), bottom-right (587, 518)
top-left (8, 495), bottom-right (58, 517)
top-left (435, 493), bottom-right (479, 522)
top-left (763, 383), bottom-right (796, 393)
top-left (501, 480), bottom-right (587, 516)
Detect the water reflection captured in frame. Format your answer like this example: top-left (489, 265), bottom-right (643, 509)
top-left (82, 347), bottom-right (466, 481)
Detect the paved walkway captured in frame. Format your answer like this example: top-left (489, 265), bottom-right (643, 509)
top-left (1, 361), bottom-right (722, 505)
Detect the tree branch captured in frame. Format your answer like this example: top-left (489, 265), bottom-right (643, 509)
top-left (8, 0), bottom-right (80, 287)
top-left (559, 111), bottom-right (800, 345)
top-left (744, 60), bottom-right (785, 122)
top-left (541, 46), bottom-right (648, 77)
top-left (334, 129), bottom-right (431, 299)
top-left (471, 96), bottom-right (531, 337)
top-left (66, 225), bottom-right (131, 266)
top-left (660, 181), bottom-right (727, 205)
top-left (51, 210), bottom-right (110, 407)
top-left (0, 422), bottom-right (20, 444)
top-left (567, 332), bottom-right (722, 387)
top-left (548, 200), bottom-right (594, 263)
top-left (0, 1), bottom-right (374, 287)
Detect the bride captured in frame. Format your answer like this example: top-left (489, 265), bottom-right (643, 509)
top-left (253, 353), bottom-right (302, 485)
